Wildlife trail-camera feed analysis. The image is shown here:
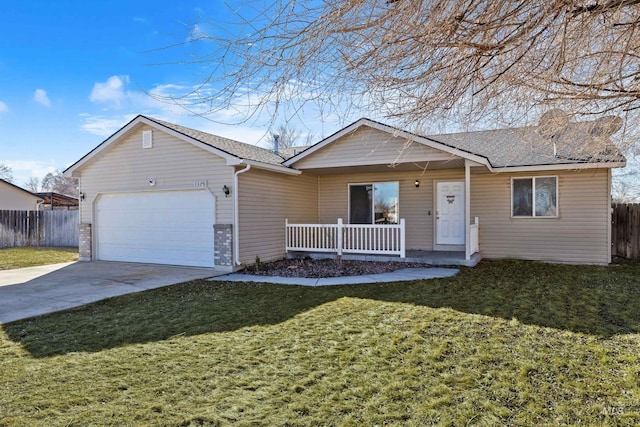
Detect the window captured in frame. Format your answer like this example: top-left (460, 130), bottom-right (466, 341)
top-left (349, 182), bottom-right (399, 224)
top-left (512, 176), bottom-right (557, 217)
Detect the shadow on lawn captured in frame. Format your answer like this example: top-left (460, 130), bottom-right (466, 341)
top-left (4, 260), bottom-right (640, 357)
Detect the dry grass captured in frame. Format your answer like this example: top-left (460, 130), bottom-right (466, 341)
top-left (1, 260), bottom-right (640, 426)
top-left (0, 247), bottom-right (78, 270)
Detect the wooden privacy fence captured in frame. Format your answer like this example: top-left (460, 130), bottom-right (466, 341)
top-left (612, 203), bottom-right (640, 259)
top-left (0, 210), bottom-right (79, 248)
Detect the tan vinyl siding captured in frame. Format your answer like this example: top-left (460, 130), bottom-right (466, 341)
top-left (295, 127), bottom-right (447, 169)
top-left (471, 168), bottom-right (611, 264)
top-left (0, 184), bottom-right (41, 210)
top-left (79, 124), bottom-right (234, 224)
top-left (238, 169), bottom-right (318, 264)
top-left (317, 169), bottom-right (464, 251)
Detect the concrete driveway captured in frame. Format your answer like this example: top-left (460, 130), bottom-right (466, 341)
top-left (0, 261), bottom-right (224, 323)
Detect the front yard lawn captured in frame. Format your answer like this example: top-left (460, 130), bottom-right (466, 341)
top-left (0, 247), bottom-right (78, 270)
top-left (1, 260), bottom-right (640, 425)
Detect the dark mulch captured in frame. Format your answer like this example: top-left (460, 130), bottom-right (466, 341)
top-left (241, 257), bottom-right (430, 278)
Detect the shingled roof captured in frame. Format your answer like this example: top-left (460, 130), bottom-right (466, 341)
top-left (429, 122), bottom-right (626, 168)
top-left (286, 117), bottom-right (626, 171)
top-left (145, 116), bottom-right (288, 165)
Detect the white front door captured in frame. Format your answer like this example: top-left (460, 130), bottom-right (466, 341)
top-left (436, 182), bottom-right (465, 245)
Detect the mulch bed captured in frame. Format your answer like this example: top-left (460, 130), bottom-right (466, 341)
top-left (241, 257), bottom-right (430, 278)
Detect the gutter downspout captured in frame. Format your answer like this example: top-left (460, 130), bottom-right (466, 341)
top-left (233, 164), bottom-right (251, 266)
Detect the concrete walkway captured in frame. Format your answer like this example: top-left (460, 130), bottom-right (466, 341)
top-left (0, 261), bottom-right (224, 323)
top-left (210, 267), bottom-right (459, 286)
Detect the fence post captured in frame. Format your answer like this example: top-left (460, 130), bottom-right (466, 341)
top-left (400, 218), bottom-right (406, 258)
top-left (337, 218), bottom-right (343, 256)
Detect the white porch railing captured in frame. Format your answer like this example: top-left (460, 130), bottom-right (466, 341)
top-left (286, 218), bottom-right (406, 258)
top-left (469, 216), bottom-right (479, 255)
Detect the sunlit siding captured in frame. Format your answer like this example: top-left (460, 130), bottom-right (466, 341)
top-left (317, 169), bottom-right (465, 251)
top-left (0, 184), bottom-right (40, 210)
top-left (79, 124), bottom-right (234, 225)
top-left (238, 169), bottom-right (318, 264)
top-left (294, 126), bottom-right (446, 169)
top-left (471, 169), bottom-right (611, 264)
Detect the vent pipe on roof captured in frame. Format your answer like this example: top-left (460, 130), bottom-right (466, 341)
top-left (273, 134), bottom-right (280, 156)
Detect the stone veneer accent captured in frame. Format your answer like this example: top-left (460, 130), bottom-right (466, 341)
top-left (79, 223), bottom-right (92, 261)
top-left (213, 223), bottom-right (233, 268)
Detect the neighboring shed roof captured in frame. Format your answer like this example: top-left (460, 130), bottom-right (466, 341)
top-left (35, 192), bottom-right (79, 208)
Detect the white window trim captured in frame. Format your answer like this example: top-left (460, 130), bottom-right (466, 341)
top-left (347, 181), bottom-right (400, 225)
top-left (510, 176), bottom-right (559, 218)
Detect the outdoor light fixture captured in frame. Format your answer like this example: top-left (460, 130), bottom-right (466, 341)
top-left (222, 185), bottom-right (230, 197)
top-left (79, 192), bottom-right (85, 201)
top-left (415, 180), bottom-right (420, 188)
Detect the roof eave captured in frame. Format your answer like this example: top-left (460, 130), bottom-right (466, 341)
top-left (227, 158), bottom-right (301, 175)
top-left (490, 161), bottom-right (626, 173)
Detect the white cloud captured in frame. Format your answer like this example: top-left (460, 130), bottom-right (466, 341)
top-left (79, 78), bottom-right (334, 147)
top-left (80, 114), bottom-right (138, 136)
top-left (90, 75), bottom-right (130, 105)
top-left (33, 89), bottom-right (51, 107)
top-left (6, 160), bottom-right (57, 186)
top-left (0, 100), bottom-right (9, 112)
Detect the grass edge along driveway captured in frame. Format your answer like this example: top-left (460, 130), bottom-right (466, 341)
top-left (0, 247), bottom-right (78, 270)
top-left (1, 259), bottom-right (640, 426)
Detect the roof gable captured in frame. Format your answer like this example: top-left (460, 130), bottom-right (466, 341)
top-left (290, 124), bottom-right (457, 170)
top-left (286, 118), bottom-right (626, 171)
top-left (64, 115), bottom-right (291, 176)
top-left (285, 118), bottom-right (490, 169)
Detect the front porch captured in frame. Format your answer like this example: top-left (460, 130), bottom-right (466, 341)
top-left (286, 250), bottom-right (483, 267)
top-left (285, 218), bottom-right (482, 267)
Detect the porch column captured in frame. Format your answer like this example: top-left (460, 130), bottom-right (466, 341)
top-left (465, 160), bottom-right (471, 260)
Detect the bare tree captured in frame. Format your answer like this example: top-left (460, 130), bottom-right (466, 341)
top-left (163, 1), bottom-right (640, 153)
top-left (0, 162), bottom-right (13, 182)
top-left (41, 170), bottom-right (78, 196)
top-left (612, 159), bottom-right (640, 202)
top-left (24, 177), bottom-right (41, 192)
top-left (270, 123), bottom-right (301, 149)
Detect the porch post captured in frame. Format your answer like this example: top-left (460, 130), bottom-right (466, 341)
top-left (465, 160), bottom-right (471, 261)
top-left (337, 218), bottom-right (343, 256)
top-left (285, 218), bottom-right (289, 254)
top-left (400, 218), bottom-right (406, 258)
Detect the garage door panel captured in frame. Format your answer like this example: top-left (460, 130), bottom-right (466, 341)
top-left (96, 190), bottom-right (215, 267)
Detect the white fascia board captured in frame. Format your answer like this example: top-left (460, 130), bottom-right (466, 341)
top-left (227, 158), bottom-right (302, 175)
top-left (491, 161), bottom-right (626, 173)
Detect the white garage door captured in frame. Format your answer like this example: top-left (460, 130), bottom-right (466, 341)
top-left (96, 190), bottom-right (215, 267)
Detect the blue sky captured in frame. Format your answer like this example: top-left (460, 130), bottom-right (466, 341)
top-left (0, 0), bottom-right (335, 187)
